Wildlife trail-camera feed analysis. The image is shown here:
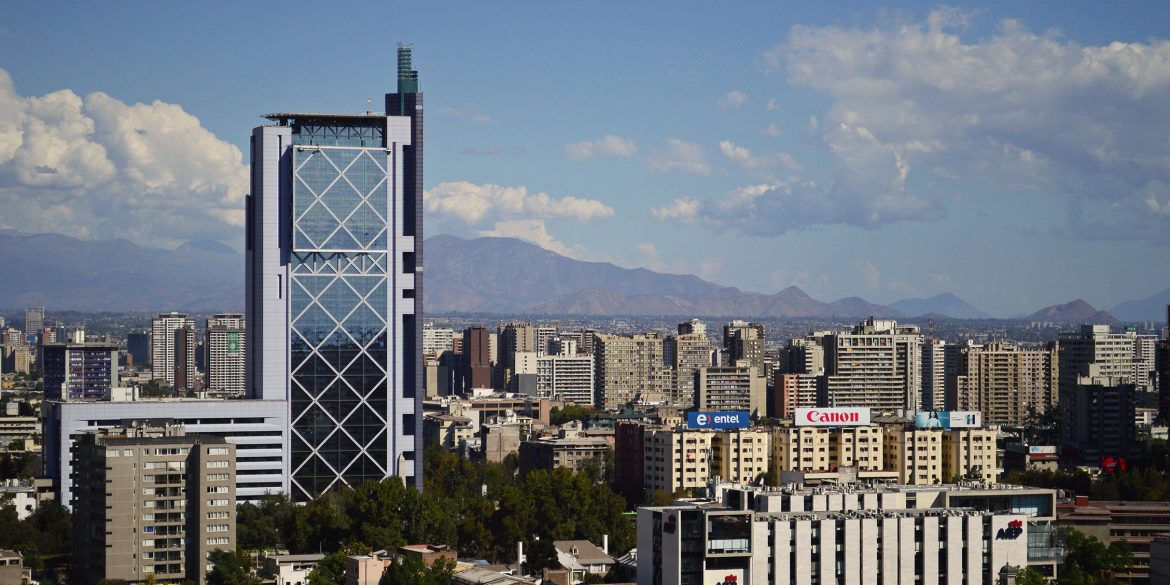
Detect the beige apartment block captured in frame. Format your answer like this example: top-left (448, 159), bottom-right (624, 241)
top-left (941, 428), bottom-right (999, 483)
top-left (593, 333), bottom-right (667, 409)
top-left (771, 426), bottom-right (832, 472)
top-left (71, 423), bottom-right (236, 585)
top-left (884, 427), bottom-right (945, 485)
top-left (642, 428), bottom-right (713, 495)
top-left (955, 342), bottom-right (1056, 425)
top-left (694, 365), bottom-right (767, 417)
top-left (710, 429), bottom-right (770, 484)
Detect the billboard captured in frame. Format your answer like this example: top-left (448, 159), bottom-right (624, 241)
top-left (794, 407), bottom-right (871, 427)
top-left (914, 411), bottom-right (982, 429)
top-left (227, 331), bottom-right (240, 356)
top-left (687, 411), bottom-right (750, 430)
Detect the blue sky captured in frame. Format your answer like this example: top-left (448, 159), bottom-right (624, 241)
top-left (2, 1), bottom-right (1169, 316)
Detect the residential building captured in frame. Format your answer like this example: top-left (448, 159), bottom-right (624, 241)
top-left (552, 540), bottom-right (614, 584)
top-left (1058, 324), bottom-right (1134, 407)
top-left (1134, 333), bottom-right (1157, 393)
top-left (723, 320), bottom-right (765, 372)
top-left (422, 324), bottom-right (455, 358)
top-left (247, 46), bottom-right (424, 498)
top-left (535, 351), bottom-right (595, 406)
top-left (204, 314), bottom-right (245, 398)
top-left (151, 312), bottom-right (195, 387)
top-left (71, 423), bottom-right (236, 585)
top-left (593, 333), bottom-right (667, 409)
top-left (24, 307), bottom-right (43, 337)
top-left (173, 325), bottom-right (199, 393)
top-left (518, 422), bottom-right (609, 477)
top-left (43, 399), bottom-right (287, 509)
top-left (1061, 498), bottom-right (1170, 584)
top-left (693, 366), bottom-right (766, 417)
top-left (771, 372), bottom-right (819, 419)
top-left (642, 427), bottom-right (712, 496)
top-left (922, 338), bottom-right (947, 410)
top-left (0, 549), bottom-right (30, 585)
top-left (261, 553), bottom-right (325, 585)
top-left (883, 426), bottom-right (998, 484)
top-left (665, 320), bottom-right (713, 408)
top-left (954, 342), bottom-right (1057, 426)
top-left (710, 429), bottom-right (769, 484)
top-left (41, 342), bottom-right (118, 400)
top-left (823, 318), bottom-right (923, 413)
top-left (460, 326), bottom-right (493, 393)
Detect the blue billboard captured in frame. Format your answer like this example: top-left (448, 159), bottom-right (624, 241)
top-left (687, 411), bottom-right (750, 430)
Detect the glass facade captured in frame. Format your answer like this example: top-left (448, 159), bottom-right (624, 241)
top-left (287, 128), bottom-right (393, 498)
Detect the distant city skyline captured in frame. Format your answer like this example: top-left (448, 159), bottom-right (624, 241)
top-left (2, 2), bottom-right (1169, 316)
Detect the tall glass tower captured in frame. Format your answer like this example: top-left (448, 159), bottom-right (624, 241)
top-left (247, 49), bottom-right (423, 500)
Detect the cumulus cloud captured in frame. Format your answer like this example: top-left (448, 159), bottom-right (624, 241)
top-left (716, 90), bottom-right (748, 110)
top-left (646, 138), bottom-right (710, 176)
top-left (565, 135), bottom-right (636, 160)
top-left (719, 140), bottom-right (801, 174)
top-left (424, 181), bottom-right (614, 227)
top-left (0, 68), bottom-right (246, 246)
top-left (477, 219), bottom-right (592, 259)
top-left (760, 8), bottom-right (1170, 241)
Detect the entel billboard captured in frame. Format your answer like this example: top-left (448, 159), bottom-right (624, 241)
top-left (687, 411), bottom-right (750, 430)
top-left (794, 407), bottom-right (871, 426)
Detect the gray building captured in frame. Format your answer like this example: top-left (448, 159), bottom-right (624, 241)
top-left (247, 46), bottom-right (424, 499)
top-left (204, 313), bottom-right (246, 398)
top-left (71, 422), bottom-right (236, 585)
top-left (151, 312), bottom-right (196, 387)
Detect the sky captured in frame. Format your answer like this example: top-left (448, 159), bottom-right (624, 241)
top-left (1, 1), bottom-right (1169, 317)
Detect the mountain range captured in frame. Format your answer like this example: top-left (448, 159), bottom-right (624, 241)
top-left (0, 230), bottom-right (1157, 322)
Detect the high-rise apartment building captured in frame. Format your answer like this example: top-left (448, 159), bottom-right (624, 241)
top-left (174, 325), bottom-right (198, 393)
top-left (665, 320), bottom-right (713, 408)
top-left (247, 47), bottom-right (424, 498)
top-left (694, 366), bottom-right (766, 417)
top-left (1058, 325), bottom-right (1134, 405)
top-left (24, 307), bottom-right (43, 337)
top-left (205, 314), bottom-right (245, 398)
top-left (1134, 333), bottom-right (1157, 393)
top-left (151, 312), bottom-right (196, 387)
top-left (922, 338), bottom-right (947, 410)
top-left (723, 320), bottom-right (765, 372)
top-left (534, 351), bottom-right (595, 406)
top-left (422, 324), bottom-right (454, 358)
top-left (71, 423), bottom-right (236, 585)
top-left (954, 342), bottom-right (1057, 426)
top-left (1062, 373), bottom-right (1137, 463)
top-left (593, 333), bottom-right (667, 409)
top-left (460, 326), bottom-right (493, 393)
top-left (41, 342), bottom-right (119, 400)
top-left (823, 318), bottom-right (923, 412)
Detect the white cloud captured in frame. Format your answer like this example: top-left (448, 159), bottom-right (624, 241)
top-left (716, 90), bottom-right (748, 111)
top-left (719, 140), bottom-right (801, 174)
top-left (565, 135), bottom-right (636, 160)
top-left (650, 197), bottom-right (701, 223)
top-left (477, 219), bottom-right (591, 259)
top-left (646, 138), bottom-right (710, 176)
top-left (761, 8), bottom-right (1170, 240)
top-left (0, 68), bottom-right (247, 246)
top-left (424, 181), bottom-right (614, 226)
top-left (766, 98), bottom-right (781, 112)
top-left (763, 123), bottom-right (782, 137)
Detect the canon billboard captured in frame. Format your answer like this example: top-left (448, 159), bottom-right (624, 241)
top-left (794, 407), bottom-right (871, 426)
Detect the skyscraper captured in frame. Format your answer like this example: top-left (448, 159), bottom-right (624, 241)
top-left (247, 47), bottom-right (423, 499)
top-left (41, 342), bottom-right (119, 400)
top-left (151, 312), bottom-right (196, 386)
top-left (24, 307), bottom-right (43, 337)
top-left (205, 313), bottom-right (246, 398)
top-left (822, 318), bottom-right (923, 412)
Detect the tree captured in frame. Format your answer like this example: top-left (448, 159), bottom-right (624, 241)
top-left (306, 552), bottom-right (347, 585)
top-left (380, 555), bottom-right (454, 585)
top-left (549, 404), bottom-right (600, 426)
top-left (524, 538), bottom-right (561, 576)
top-left (1016, 566), bottom-right (1047, 585)
top-left (1058, 528), bottom-right (1132, 585)
top-left (1023, 405), bottom-right (1061, 445)
top-left (205, 549), bottom-right (260, 585)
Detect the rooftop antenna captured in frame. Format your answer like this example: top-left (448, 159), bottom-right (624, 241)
top-left (366, 98), bottom-right (373, 115)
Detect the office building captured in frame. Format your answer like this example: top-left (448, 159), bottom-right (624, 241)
top-left (24, 307), bottom-right (43, 337)
top-left (1061, 373), bottom-right (1137, 463)
top-left (151, 312), bottom-right (196, 387)
top-left (594, 333), bottom-right (668, 409)
top-left (823, 318), bottom-right (923, 413)
top-left (1062, 498), bottom-right (1170, 585)
top-left (460, 326), bottom-right (493, 392)
top-left (637, 483), bottom-right (1042, 585)
top-left (204, 314), bottom-right (245, 398)
top-left (41, 342), bottom-right (119, 400)
top-left (127, 331), bottom-right (151, 366)
top-left (693, 365), bottom-right (766, 417)
top-left (71, 422), bottom-right (236, 585)
top-left (247, 46), bottom-right (424, 498)
top-left (422, 324), bottom-right (455, 358)
top-left (43, 399), bottom-right (287, 509)
top-left (954, 342), bottom-right (1057, 426)
top-left (1058, 324), bottom-right (1134, 406)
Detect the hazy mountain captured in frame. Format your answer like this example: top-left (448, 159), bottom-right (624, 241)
top-left (888, 293), bottom-right (991, 319)
top-left (1026, 299), bottom-right (1117, 324)
top-left (0, 232), bottom-right (243, 311)
top-left (1110, 287), bottom-right (1170, 322)
top-left (426, 234), bottom-right (897, 318)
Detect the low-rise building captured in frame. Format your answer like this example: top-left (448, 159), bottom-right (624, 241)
top-left (1060, 498), bottom-right (1170, 584)
top-left (262, 553), bottom-right (325, 585)
top-left (0, 549), bottom-right (30, 585)
top-left (518, 422), bottom-right (609, 478)
top-left (552, 540), bottom-right (614, 584)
